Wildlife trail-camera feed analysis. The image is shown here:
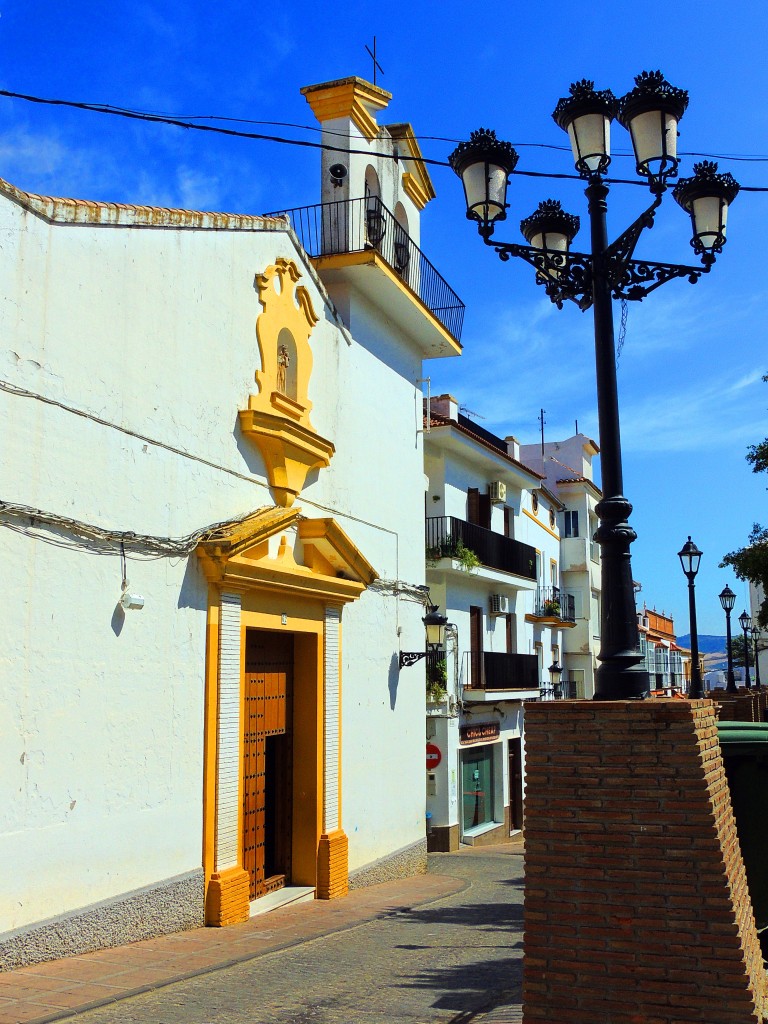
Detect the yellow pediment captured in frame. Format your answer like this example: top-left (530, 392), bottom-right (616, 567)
top-left (197, 507), bottom-right (378, 604)
top-left (239, 259), bottom-right (335, 507)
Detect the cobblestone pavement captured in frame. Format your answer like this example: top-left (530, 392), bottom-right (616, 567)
top-left (58, 846), bottom-right (524, 1024)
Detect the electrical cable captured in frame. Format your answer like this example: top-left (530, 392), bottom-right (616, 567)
top-left (2, 88), bottom-right (768, 190)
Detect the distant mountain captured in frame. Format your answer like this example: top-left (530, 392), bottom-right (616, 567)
top-left (677, 634), bottom-right (727, 654)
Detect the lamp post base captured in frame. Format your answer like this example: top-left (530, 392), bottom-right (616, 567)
top-left (593, 495), bottom-right (649, 700)
top-left (594, 662), bottom-right (650, 700)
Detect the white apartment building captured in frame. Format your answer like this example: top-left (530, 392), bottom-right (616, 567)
top-left (520, 434), bottom-right (602, 698)
top-left (423, 396), bottom-right (571, 851)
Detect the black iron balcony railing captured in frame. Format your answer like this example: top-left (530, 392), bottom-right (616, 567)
top-left (464, 650), bottom-right (539, 690)
top-left (426, 516), bottom-right (536, 580)
top-left (534, 586), bottom-right (576, 622)
top-left (265, 196), bottom-right (465, 342)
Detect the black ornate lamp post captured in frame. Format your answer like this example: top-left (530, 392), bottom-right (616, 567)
top-left (449, 72), bottom-right (739, 701)
top-left (718, 584), bottom-right (738, 693)
top-left (738, 610), bottom-right (753, 689)
top-left (400, 602), bottom-right (448, 669)
top-left (751, 622), bottom-right (762, 691)
top-left (678, 537), bottom-right (704, 699)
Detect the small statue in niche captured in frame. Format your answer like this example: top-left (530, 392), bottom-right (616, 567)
top-left (276, 344), bottom-right (290, 394)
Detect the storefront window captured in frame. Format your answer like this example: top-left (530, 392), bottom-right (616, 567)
top-left (461, 744), bottom-right (495, 830)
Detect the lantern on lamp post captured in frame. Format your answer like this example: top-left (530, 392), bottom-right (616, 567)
top-left (718, 585), bottom-right (738, 693)
top-left (751, 622), bottom-right (762, 691)
top-left (678, 537), bottom-right (704, 699)
top-left (738, 610), bottom-right (753, 689)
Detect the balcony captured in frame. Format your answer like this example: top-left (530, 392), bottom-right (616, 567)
top-left (532, 586), bottom-right (576, 624)
top-left (266, 196), bottom-right (464, 357)
top-left (426, 516), bottom-right (537, 581)
top-left (464, 651), bottom-right (539, 692)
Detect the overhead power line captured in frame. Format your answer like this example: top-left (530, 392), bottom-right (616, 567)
top-left (2, 88), bottom-right (768, 192)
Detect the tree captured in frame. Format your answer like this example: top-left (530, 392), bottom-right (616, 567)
top-left (721, 373), bottom-right (768, 628)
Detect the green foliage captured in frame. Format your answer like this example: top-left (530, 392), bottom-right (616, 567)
top-left (730, 634), bottom-right (753, 669)
top-left (426, 658), bottom-right (448, 702)
top-left (454, 540), bottom-right (481, 574)
top-left (721, 523), bottom-right (768, 628)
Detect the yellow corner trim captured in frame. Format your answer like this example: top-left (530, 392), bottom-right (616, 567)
top-left (401, 172), bottom-right (431, 212)
top-left (388, 123), bottom-right (436, 204)
top-left (523, 507), bottom-right (560, 539)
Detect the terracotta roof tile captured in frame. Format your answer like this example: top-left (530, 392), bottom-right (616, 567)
top-left (0, 175), bottom-right (286, 231)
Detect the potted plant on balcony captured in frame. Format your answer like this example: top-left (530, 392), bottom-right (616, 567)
top-left (543, 598), bottom-right (561, 617)
top-left (455, 540), bottom-right (481, 574)
top-left (426, 659), bottom-right (448, 703)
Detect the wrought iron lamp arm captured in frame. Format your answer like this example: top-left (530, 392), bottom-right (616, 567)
top-left (488, 240), bottom-right (594, 310)
top-left (482, 236), bottom-right (710, 307)
top-left (603, 193), bottom-right (663, 269)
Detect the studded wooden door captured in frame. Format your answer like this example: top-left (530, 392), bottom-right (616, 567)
top-left (243, 631), bottom-right (294, 901)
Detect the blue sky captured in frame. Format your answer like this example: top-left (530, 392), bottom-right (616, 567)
top-left (1, 0), bottom-right (766, 634)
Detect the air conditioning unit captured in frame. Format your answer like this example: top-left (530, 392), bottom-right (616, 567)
top-left (489, 594), bottom-right (509, 615)
top-left (489, 480), bottom-right (507, 503)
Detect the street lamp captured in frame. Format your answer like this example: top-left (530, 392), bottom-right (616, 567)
top-left (750, 622), bottom-right (762, 691)
top-left (449, 72), bottom-right (739, 701)
top-left (678, 537), bottom-right (704, 699)
top-left (718, 584), bottom-right (738, 693)
top-left (400, 601), bottom-right (448, 669)
top-left (549, 661), bottom-right (564, 700)
top-left (739, 610), bottom-right (752, 688)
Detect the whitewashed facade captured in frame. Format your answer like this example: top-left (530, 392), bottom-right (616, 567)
top-left (520, 434), bottom-right (603, 698)
top-left (0, 76), bottom-right (463, 964)
top-left (423, 396), bottom-right (568, 850)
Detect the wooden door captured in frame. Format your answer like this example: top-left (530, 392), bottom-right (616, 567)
top-left (243, 631), bottom-right (294, 900)
top-left (508, 738), bottom-right (524, 831)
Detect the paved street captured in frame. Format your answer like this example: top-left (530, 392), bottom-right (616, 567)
top-left (8, 845), bottom-right (524, 1024)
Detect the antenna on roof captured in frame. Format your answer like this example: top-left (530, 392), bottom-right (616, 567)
top-left (575, 419), bottom-right (578, 434)
top-left (539, 408), bottom-right (546, 457)
top-left (365, 37), bottom-right (384, 86)
top-left (459, 405), bottom-right (485, 421)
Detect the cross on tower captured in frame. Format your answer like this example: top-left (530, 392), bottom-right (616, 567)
top-left (365, 37), bottom-right (384, 86)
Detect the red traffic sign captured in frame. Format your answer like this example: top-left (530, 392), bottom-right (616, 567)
top-left (426, 742), bottom-right (442, 770)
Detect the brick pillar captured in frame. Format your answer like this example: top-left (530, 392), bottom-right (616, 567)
top-left (317, 829), bottom-right (349, 900)
top-left (523, 699), bottom-right (767, 1024)
top-left (205, 866), bottom-right (250, 926)
top-left (716, 691), bottom-right (760, 722)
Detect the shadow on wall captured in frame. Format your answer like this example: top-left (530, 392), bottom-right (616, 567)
top-left (389, 650), bottom-right (399, 710)
top-left (178, 554), bottom-right (208, 612)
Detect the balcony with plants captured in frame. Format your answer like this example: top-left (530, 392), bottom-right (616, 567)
top-left (425, 516), bottom-right (536, 582)
top-left (530, 587), bottom-right (577, 625)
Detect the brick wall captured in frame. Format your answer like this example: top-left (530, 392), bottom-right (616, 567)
top-left (715, 691), bottom-right (762, 722)
top-left (523, 699), bottom-right (767, 1024)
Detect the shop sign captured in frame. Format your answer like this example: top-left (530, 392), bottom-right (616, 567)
top-left (459, 722), bottom-right (500, 744)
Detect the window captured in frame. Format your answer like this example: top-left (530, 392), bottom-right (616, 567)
top-left (569, 669), bottom-right (586, 699)
top-left (550, 559), bottom-right (558, 588)
top-left (462, 745), bottom-right (496, 831)
top-left (564, 510), bottom-right (579, 537)
top-left (534, 642), bottom-right (544, 682)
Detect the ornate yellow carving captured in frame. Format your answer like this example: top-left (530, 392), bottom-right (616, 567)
top-left (239, 259), bottom-right (335, 507)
